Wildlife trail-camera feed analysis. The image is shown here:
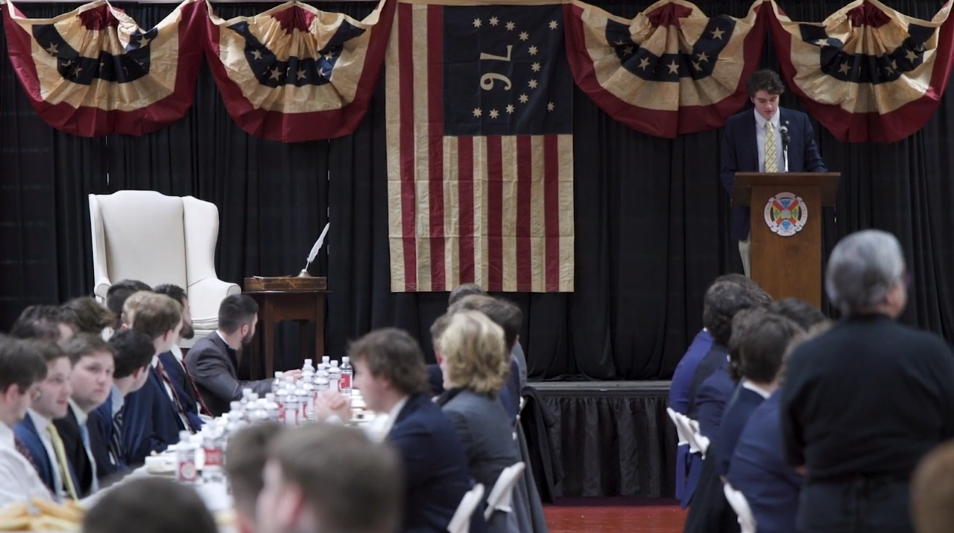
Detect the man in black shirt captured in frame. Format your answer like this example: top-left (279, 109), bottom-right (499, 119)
top-left (781, 229), bottom-right (954, 533)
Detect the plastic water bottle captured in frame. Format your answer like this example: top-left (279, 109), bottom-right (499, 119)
top-left (272, 372), bottom-right (285, 394)
top-left (264, 393), bottom-right (281, 420)
top-left (284, 392), bottom-right (300, 427)
top-left (303, 358), bottom-right (315, 374)
top-left (275, 388), bottom-right (289, 424)
top-left (240, 388), bottom-right (253, 410)
top-left (201, 428), bottom-right (225, 484)
top-left (314, 370), bottom-right (330, 393)
top-left (328, 361), bottom-right (341, 393)
top-left (321, 356), bottom-right (331, 372)
top-left (299, 382), bottom-right (315, 421)
top-left (177, 430), bottom-right (198, 484)
top-left (340, 357), bottom-right (353, 395)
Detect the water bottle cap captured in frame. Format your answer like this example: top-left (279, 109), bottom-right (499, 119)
top-left (331, 360), bottom-right (339, 367)
top-left (342, 356), bottom-right (350, 363)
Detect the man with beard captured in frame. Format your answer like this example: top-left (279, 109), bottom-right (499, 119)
top-left (187, 295), bottom-right (299, 416)
top-left (153, 284), bottom-right (210, 421)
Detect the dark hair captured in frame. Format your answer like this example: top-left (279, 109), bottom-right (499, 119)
top-left (730, 310), bottom-right (803, 383)
top-left (108, 329), bottom-right (156, 379)
top-left (10, 305), bottom-right (69, 341)
top-left (82, 477), bottom-right (218, 533)
top-left (448, 295), bottom-right (522, 349)
top-left (60, 297), bottom-right (116, 336)
top-left (269, 424), bottom-right (403, 533)
top-left (224, 423), bottom-right (285, 515)
top-left (218, 294), bottom-right (259, 334)
top-left (32, 338), bottom-right (69, 364)
top-left (746, 69), bottom-right (785, 98)
top-left (0, 335), bottom-right (49, 395)
top-left (153, 284), bottom-right (187, 306)
top-left (703, 281), bottom-right (761, 346)
top-left (767, 298), bottom-right (828, 330)
top-left (59, 333), bottom-right (115, 366)
top-left (131, 294), bottom-right (182, 341)
top-left (347, 328), bottom-right (430, 396)
top-left (448, 283), bottom-right (486, 306)
top-left (106, 280), bottom-right (154, 319)
top-left (430, 313), bottom-right (453, 352)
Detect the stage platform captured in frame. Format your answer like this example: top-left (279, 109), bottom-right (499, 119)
top-left (523, 380), bottom-right (676, 500)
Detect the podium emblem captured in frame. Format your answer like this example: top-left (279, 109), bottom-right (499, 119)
top-left (764, 192), bottom-right (808, 237)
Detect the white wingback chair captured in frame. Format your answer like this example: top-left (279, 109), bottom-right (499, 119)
top-left (88, 191), bottom-right (241, 347)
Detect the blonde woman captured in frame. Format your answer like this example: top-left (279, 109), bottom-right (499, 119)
top-left (435, 311), bottom-right (520, 533)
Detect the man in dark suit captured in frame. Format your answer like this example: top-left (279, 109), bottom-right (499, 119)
top-left (336, 328), bottom-right (481, 533)
top-left (720, 69), bottom-right (827, 276)
top-left (187, 295), bottom-right (297, 417)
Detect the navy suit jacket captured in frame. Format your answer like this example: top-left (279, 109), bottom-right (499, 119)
top-left (387, 393), bottom-right (481, 533)
top-left (727, 391), bottom-right (803, 533)
top-left (122, 367), bottom-right (185, 465)
top-left (670, 329), bottom-right (715, 415)
top-left (715, 386), bottom-right (766, 477)
top-left (686, 343), bottom-right (729, 420)
top-left (14, 415), bottom-right (79, 497)
top-left (694, 364), bottom-right (737, 442)
top-left (52, 407), bottom-right (95, 497)
top-left (87, 404), bottom-right (127, 484)
top-left (720, 107), bottom-right (827, 240)
top-left (158, 352), bottom-right (204, 429)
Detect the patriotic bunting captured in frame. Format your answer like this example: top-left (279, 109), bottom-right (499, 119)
top-left (767, 0), bottom-right (954, 143)
top-left (386, 0), bottom-right (574, 293)
top-left (3, 0), bottom-right (205, 137)
top-left (563, 0), bottom-right (767, 138)
top-left (205, 0), bottom-right (394, 142)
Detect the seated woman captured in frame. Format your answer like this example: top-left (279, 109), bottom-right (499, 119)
top-left (435, 311), bottom-right (520, 533)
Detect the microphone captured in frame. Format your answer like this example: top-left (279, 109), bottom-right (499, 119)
top-left (779, 125), bottom-right (790, 149)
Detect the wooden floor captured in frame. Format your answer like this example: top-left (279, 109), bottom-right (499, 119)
top-left (543, 498), bottom-right (686, 533)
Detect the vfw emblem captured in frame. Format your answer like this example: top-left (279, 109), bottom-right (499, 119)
top-left (764, 192), bottom-right (808, 237)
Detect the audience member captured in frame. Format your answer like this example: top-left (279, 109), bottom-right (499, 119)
top-left (122, 294), bottom-right (192, 465)
top-left (0, 336), bottom-right (54, 506)
top-left (224, 422), bottom-right (286, 533)
top-left (10, 305), bottom-right (74, 341)
top-left (153, 284), bottom-right (208, 419)
top-left (90, 329), bottom-right (154, 482)
top-left (435, 311), bottom-right (519, 533)
top-left (333, 328), bottom-right (478, 533)
top-left (188, 295), bottom-right (297, 416)
top-left (105, 280), bottom-right (152, 327)
top-left (781, 230), bottom-right (954, 533)
top-left (119, 290), bottom-right (153, 329)
top-left (767, 298), bottom-right (827, 331)
top-left (448, 283), bottom-right (486, 306)
top-left (59, 297), bottom-right (115, 339)
top-left (82, 477), bottom-right (217, 533)
top-left (14, 340), bottom-right (79, 501)
top-left (257, 423), bottom-right (403, 533)
top-left (54, 334), bottom-right (115, 497)
top-left (912, 440), bottom-right (954, 533)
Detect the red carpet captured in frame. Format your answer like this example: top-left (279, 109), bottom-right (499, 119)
top-left (544, 498), bottom-right (686, 533)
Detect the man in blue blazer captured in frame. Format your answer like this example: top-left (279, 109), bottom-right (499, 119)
top-left (340, 328), bottom-right (483, 533)
top-left (720, 69), bottom-right (827, 276)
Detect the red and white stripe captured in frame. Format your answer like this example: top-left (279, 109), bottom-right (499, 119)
top-left (386, 1), bottom-right (574, 293)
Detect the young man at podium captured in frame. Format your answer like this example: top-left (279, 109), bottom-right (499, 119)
top-left (720, 70), bottom-right (827, 276)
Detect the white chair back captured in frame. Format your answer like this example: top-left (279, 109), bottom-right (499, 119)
top-left (447, 483), bottom-right (484, 533)
top-left (483, 462), bottom-right (526, 520)
top-left (724, 482), bottom-right (757, 533)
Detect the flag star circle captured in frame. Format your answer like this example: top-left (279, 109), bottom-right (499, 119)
top-left (297, 69), bottom-right (308, 79)
top-left (838, 61), bottom-right (851, 74)
top-left (531, 62), bottom-right (541, 72)
top-left (667, 60), bottom-right (679, 74)
top-left (270, 67), bottom-right (282, 80)
top-left (252, 50), bottom-right (264, 60)
top-left (519, 94), bottom-right (529, 104)
top-left (138, 35), bottom-right (151, 47)
top-left (490, 109), bottom-right (500, 119)
top-left (638, 57), bottom-right (651, 70)
top-left (696, 51), bottom-right (709, 62)
top-left (489, 17), bottom-right (499, 26)
top-left (519, 31), bottom-right (529, 41)
top-left (623, 45), bottom-right (634, 56)
top-left (473, 18), bottom-right (482, 28)
top-left (815, 38), bottom-right (828, 47)
top-left (506, 104), bottom-right (515, 114)
top-left (906, 49), bottom-right (918, 61)
top-left (710, 27), bottom-right (725, 39)
top-left (324, 52), bottom-right (335, 61)
top-left (45, 43), bottom-right (59, 55)
top-left (506, 21), bottom-right (515, 31)
top-left (473, 108), bottom-right (482, 117)
top-left (528, 79), bottom-right (538, 89)
top-left (548, 20), bottom-right (558, 30)
top-left (528, 45), bottom-right (538, 56)
top-left (547, 102), bottom-right (555, 111)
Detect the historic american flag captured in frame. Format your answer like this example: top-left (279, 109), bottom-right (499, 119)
top-left (385, 1), bottom-right (574, 293)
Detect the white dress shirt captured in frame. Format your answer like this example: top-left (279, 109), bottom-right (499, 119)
top-left (0, 420), bottom-right (52, 507)
top-left (754, 108), bottom-right (784, 173)
top-left (67, 401), bottom-right (98, 493)
top-left (27, 410), bottom-right (65, 501)
top-left (366, 396), bottom-right (410, 443)
top-left (742, 380), bottom-right (773, 400)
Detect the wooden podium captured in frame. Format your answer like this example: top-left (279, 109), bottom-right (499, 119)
top-left (243, 276), bottom-right (328, 379)
top-left (732, 172), bottom-right (840, 308)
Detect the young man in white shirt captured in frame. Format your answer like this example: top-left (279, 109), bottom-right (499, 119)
top-left (0, 335), bottom-right (54, 507)
top-left (13, 339), bottom-right (78, 501)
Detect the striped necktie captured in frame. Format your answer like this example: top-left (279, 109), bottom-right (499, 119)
top-left (46, 424), bottom-right (78, 500)
top-left (765, 121), bottom-right (778, 172)
top-left (109, 410), bottom-right (124, 466)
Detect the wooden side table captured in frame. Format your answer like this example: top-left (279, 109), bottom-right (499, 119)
top-left (243, 277), bottom-right (328, 380)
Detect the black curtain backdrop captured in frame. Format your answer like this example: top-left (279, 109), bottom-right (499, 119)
top-left (1, 0), bottom-right (952, 380)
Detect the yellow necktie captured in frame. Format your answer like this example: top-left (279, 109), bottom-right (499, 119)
top-left (765, 121), bottom-right (778, 173)
top-left (46, 424), bottom-right (78, 500)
